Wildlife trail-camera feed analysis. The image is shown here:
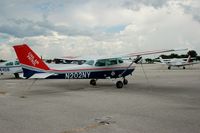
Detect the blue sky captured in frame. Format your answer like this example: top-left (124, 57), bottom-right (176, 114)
top-left (0, 0), bottom-right (200, 59)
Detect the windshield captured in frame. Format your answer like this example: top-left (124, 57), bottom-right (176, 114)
top-left (118, 58), bottom-right (124, 64)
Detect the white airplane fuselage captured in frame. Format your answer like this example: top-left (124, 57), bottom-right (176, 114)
top-left (0, 60), bottom-right (22, 78)
top-left (22, 58), bottom-right (136, 79)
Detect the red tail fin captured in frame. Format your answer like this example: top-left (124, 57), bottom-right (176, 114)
top-left (13, 44), bottom-right (50, 70)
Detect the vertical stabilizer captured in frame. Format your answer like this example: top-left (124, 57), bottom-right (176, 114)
top-left (13, 44), bottom-right (50, 78)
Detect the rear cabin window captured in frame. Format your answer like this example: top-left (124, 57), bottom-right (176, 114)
top-left (5, 62), bottom-right (14, 66)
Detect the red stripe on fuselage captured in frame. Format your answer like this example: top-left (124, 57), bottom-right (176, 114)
top-left (22, 63), bottom-right (135, 73)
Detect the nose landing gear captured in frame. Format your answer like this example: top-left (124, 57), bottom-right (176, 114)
top-left (90, 79), bottom-right (97, 86)
top-left (116, 78), bottom-right (128, 89)
top-left (116, 81), bottom-right (123, 88)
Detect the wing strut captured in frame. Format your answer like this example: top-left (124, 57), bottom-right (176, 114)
top-left (119, 56), bottom-right (142, 78)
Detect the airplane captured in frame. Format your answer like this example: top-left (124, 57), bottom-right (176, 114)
top-left (13, 44), bottom-right (186, 88)
top-left (0, 59), bottom-right (22, 78)
top-left (159, 55), bottom-right (200, 69)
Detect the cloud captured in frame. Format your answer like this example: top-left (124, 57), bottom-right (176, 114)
top-left (179, 0), bottom-right (200, 23)
top-left (0, 0), bottom-right (200, 59)
top-left (0, 0), bottom-right (172, 38)
top-left (0, 0), bottom-right (170, 38)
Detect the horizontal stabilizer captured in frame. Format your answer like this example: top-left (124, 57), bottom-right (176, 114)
top-left (29, 73), bottom-right (54, 79)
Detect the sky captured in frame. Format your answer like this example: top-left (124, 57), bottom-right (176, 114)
top-left (0, 0), bottom-right (200, 59)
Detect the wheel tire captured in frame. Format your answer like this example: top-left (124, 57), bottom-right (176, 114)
top-left (116, 81), bottom-right (123, 89)
top-left (14, 73), bottom-right (19, 78)
top-left (183, 66), bottom-right (186, 69)
top-left (90, 79), bottom-right (96, 86)
top-left (123, 79), bottom-right (128, 85)
top-left (168, 66), bottom-right (171, 70)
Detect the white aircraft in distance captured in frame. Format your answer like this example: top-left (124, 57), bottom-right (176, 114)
top-left (13, 44), bottom-right (186, 88)
top-left (159, 55), bottom-right (200, 69)
top-left (0, 60), bottom-right (22, 78)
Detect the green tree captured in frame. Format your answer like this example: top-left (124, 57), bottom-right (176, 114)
top-left (145, 58), bottom-right (154, 64)
top-left (0, 59), bottom-right (6, 62)
top-left (187, 50), bottom-right (197, 57)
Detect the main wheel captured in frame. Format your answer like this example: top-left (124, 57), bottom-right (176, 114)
top-left (123, 79), bottom-right (128, 85)
top-left (14, 73), bottom-right (19, 78)
top-left (183, 66), bottom-right (186, 69)
top-left (168, 66), bottom-right (171, 70)
top-left (116, 81), bottom-right (123, 89)
top-left (90, 79), bottom-right (96, 86)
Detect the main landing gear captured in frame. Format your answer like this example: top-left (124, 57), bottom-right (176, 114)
top-left (14, 73), bottom-right (19, 78)
top-left (90, 78), bottom-right (128, 89)
top-left (116, 78), bottom-right (128, 89)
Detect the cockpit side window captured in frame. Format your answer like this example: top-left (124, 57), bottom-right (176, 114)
top-left (5, 62), bottom-right (14, 66)
top-left (95, 59), bottom-right (106, 67)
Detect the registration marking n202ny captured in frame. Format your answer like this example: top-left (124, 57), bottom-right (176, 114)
top-left (65, 72), bottom-right (91, 79)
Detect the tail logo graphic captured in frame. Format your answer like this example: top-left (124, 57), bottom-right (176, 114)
top-left (27, 52), bottom-right (39, 66)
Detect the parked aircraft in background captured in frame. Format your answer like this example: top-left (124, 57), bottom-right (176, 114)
top-left (13, 44), bottom-right (185, 88)
top-left (0, 60), bottom-right (22, 78)
top-left (159, 55), bottom-right (200, 69)
top-left (54, 56), bottom-right (86, 65)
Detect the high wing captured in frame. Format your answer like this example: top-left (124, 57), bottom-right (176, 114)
top-left (123, 48), bottom-right (188, 58)
top-left (59, 48), bottom-right (188, 61)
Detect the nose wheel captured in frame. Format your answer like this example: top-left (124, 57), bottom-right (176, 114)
top-left (90, 79), bottom-right (97, 86)
top-left (116, 81), bottom-right (123, 88)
